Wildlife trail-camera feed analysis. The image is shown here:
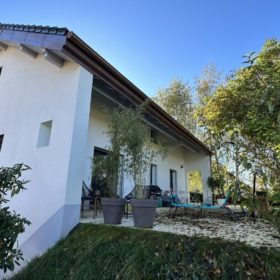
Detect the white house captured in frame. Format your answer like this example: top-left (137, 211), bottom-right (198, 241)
top-left (0, 23), bottom-right (212, 266)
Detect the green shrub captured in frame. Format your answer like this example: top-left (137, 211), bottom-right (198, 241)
top-left (0, 164), bottom-right (31, 272)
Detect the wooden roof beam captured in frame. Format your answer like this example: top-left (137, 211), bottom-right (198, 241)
top-left (0, 42), bottom-right (8, 51)
top-left (18, 44), bottom-right (38, 58)
top-left (43, 49), bottom-right (64, 68)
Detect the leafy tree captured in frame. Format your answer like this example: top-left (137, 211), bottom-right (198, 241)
top-left (0, 164), bottom-right (31, 272)
top-left (195, 64), bottom-right (222, 105)
top-left (153, 79), bottom-right (195, 132)
top-left (202, 39), bottom-right (280, 192)
top-left (194, 65), bottom-right (229, 196)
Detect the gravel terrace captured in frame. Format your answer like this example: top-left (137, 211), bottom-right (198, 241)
top-left (80, 208), bottom-right (280, 249)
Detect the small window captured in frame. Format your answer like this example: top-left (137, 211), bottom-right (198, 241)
top-left (0, 134), bottom-right (4, 152)
top-left (151, 129), bottom-right (158, 144)
top-left (0, 66), bottom-right (2, 76)
top-left (37, 120), bottom-right (52, 147)
top-left (150, 164), bottom-right (157, 185)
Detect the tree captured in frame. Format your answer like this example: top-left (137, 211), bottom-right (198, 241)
top-left (194, 65), bottom-right (228, 189)
top-left (195, 64), bottom-right (222, 105)
top-left (153, 79), bottom-right (195, 132)
top-left (202, 39), bottom-right (280, 193)
top-left (0, 164), bottom-right (31, 272)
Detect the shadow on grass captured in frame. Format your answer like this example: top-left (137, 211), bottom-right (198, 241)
top-left (12, 223), bottom-right (280, 280)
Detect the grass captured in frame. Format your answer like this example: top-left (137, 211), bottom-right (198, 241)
top-left (13, 224), bottom-right (280, 280)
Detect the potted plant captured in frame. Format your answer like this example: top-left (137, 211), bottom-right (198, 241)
top-left (122, 105), bottom-right (158, 228)
top-left (92, 108), bottom-right (127, 224)
top-left (208, 175), bottom-right (226, 205)
top-left (92, 104), bottom-right (158, 227)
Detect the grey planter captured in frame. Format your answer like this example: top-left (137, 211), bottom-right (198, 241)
top-left (131, 199), bottom-right (157, 228)
top-left (101, 198), bottom-right (126, 225)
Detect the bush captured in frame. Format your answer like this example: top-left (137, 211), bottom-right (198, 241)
top-left (0, 164), bottom-right (31, 272)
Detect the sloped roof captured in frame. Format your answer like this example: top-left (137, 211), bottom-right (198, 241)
top-left (0, 23), bottom-right (211, 155)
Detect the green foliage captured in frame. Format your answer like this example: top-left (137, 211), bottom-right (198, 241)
top-left (202, 39), bottom-right (280, 191)
top-left (0, 164), bottom-right (31, 273)
top-left (120, 105), bottom-right (155, 186)
top-left (195, 64), bottom-right (222, 106)
top-left (12, 224), bottom-right (280, 280)
top-left (92, 154), bottom-right (118, 197)
top-left (92, 105), bottom-right (155, 197)
top-left (188, 170), bottom-right (203, 192)
top-left (269, 192), bottom-right (280, 231)
top-left (153, 79), bottom-right (195, 132)
top-left (208, 175), bottom-right (226, 197)
top-left (239, 193), bottom-right (259, 215)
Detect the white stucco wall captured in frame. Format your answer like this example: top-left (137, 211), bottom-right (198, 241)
top-left (0, 47), bottom-right (92, 256)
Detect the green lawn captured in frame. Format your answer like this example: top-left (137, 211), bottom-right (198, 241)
top-left (13, 224), bottom-right (280, 280)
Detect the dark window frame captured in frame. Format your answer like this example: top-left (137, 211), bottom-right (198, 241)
top-left (0, 134), bottom-right (4, 152)
top-left (150, 164), bottom-right (157, 185)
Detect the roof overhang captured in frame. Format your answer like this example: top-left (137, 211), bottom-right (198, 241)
top-left (0, 23), bottom-right (212, 156)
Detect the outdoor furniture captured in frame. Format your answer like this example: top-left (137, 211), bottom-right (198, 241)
top-left (148, 185), bottom-right (162, 199)
top-left (81, 181), bottom-right (102, 218)
top-left (169, 191), bottom-right (232, 218)
top-left (162, 190), bottom-right (172, 207)
top-left (81, 181), bottom-right (94, 218)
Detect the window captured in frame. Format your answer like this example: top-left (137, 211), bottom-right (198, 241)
top-left (93, 147), bottom-right (109, 157)
top-left (0, 66), bottom-right (2, 76)
top-left (150, 129), bottom-right (158, 144)
top-left (170, 169), bottom-right (177, 193)
top-left (0, 134), bottom-right (4, 152)
top-left (37, 120), bottom-right (52, 147)
top-left (150, 164), bottom-right (157, 185)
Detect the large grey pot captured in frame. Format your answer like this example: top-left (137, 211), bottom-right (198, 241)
top-left (131, 199), bottom-right (157, 228)
top-left (101, 198), bottom-right (127, 225)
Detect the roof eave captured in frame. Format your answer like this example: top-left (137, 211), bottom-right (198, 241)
top-left (0, 24), bottom-right (211, 156)
top-left (63, 33), bottom-right (212, 156)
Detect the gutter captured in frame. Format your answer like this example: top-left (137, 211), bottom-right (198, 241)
top-left (63, 32), bottom-right (212, 156)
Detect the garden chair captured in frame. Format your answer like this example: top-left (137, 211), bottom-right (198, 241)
top-left (81, 181), bottom-right (94, 218)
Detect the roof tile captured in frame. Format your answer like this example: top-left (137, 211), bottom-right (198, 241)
top-left (0, 23), bottom-right (68, 36)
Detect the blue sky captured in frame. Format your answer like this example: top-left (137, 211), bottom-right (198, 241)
top-left (1, 0), bottom-right (280, 96)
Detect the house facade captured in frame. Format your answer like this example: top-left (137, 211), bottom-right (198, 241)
top-left (0, 23), bottom-right (212, 267)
